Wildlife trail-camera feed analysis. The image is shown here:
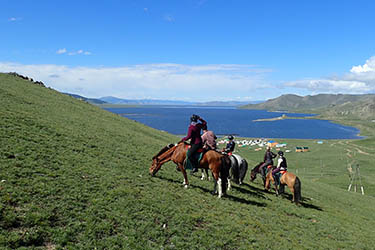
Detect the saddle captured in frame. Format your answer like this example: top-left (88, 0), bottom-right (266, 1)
top-left (264, 165), bottom-right (273, 175)
top-left (184, 144), bottom-right (205, 169)
top-left (274, 170), bottom-right (287, 185)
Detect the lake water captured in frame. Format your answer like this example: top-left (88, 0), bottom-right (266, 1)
top-left (104, 106), bottom-right (362, 139)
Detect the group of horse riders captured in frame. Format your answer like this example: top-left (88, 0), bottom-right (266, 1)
top-left (179, 114), bottom-right (236, 174)
top-left (180, 113), bottom-right (287, 186)
top-left (252, 145), bottom-right (288, 186)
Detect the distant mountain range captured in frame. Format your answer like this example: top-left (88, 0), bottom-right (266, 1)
top-left (64, 93), bottom-right (107, 104)
top-left (65, 93), bottom-right (262, 106)
top-left (241, 93), bottom-right (375, 120)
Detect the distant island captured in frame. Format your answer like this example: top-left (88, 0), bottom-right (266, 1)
top-left (253, 114), bottom-right (287, 122)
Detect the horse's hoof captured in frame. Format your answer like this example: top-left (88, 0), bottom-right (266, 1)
top-left (184, 185), bottom-right (188, 189)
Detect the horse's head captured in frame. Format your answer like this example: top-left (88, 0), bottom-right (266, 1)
top-left (149, 156), bottom-right (161, 176)
top-left (149, 144), bottom-right (176, 176)
top-left (250, 169), bottom-right (257, 182)
top-left (249, 162), bottom-right (263, 182)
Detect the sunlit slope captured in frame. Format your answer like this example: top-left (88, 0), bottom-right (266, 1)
top-left (1, 73), bottom-right (375, 249)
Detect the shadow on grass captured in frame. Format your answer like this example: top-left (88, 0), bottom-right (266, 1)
top-left (244, 181), bottom-right (323, 211)
top-left (154, 175), bottom-right (267, 207)
top-left (231, 184), bottom-right (268, 200)
top-left (279, 193), bottom-right (323, 211)
top-left (224, 194), bottom-right (267, 207)
top-left (153, 175), bottom-right (212, 194)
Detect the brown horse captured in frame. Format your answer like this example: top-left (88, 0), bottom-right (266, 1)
top-left (264, 166), bottom-right (301, 204)
top-left (150, 142), bottom-right (230, 198)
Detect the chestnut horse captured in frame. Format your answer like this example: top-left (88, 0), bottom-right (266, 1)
top-left (150, 142), bottom-right (230, 198)
top-left (264, 166), bottom-right (301, 204)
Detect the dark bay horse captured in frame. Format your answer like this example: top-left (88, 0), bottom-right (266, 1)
top-left (250, 162), bottom-right (269, 187)
top-left (149, 142), bottom-right (230, 198)
top-left (264, 166), bottom-right (302, 204)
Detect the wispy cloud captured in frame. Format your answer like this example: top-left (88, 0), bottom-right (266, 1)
top-left (0, 62), bottom-right (272, 101)
top-left (8, 17), bottom-right (22, 22)
top-left (164, 14), bottom-right (175, 22)
top-left (56, 48), bottom-right (67, 54)
top-left (285, 56), bottom-right (375, 94)
top-left (56, 48), bottom-right (91, 56)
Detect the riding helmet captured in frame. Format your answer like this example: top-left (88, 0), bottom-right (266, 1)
top-left (190, 114), bottom-right (199, 122)
top-left (228, 135), bottom-right (234, 140)
top-left (278, 151), bottom-right (284, 156)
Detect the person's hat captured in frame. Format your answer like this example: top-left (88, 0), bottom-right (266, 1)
top-left (228, 135), bottom-right (234, 140)
top-left (278, 151), bottom-right (284, 156)
top-left (190, 114), bottom-right (199, 122)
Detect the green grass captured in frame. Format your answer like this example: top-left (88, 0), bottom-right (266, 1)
top-left (1, 73), bottom-right (375, 249)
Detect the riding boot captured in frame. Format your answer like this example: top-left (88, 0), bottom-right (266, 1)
top-left (190, 161), bottom-right (198, 174)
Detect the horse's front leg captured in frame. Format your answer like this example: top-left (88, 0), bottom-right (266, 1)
top-left (212, 172), bottom-right (223, 198)
top-left (178, 164), bottom-right (189, 188)
top-left (212, 179), bottom-right (217, 195)
top-left (273, 179), bottom-right (279, 196)
top-left (227, 177), bottom-right (232, 192)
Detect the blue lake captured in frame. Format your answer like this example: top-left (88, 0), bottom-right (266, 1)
top-left (104, 106), bottom-right (362, 139)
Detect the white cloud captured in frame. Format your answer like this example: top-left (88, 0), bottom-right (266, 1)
top-left (350, 56), bottom-right (375, 73)
top-left (56, 48), bottom-right (67, 54)
top-left (8, 17), bottom-right (22, 22)
top-left (285, 56), bottom-right (375, 94)
top-left (0, 62), bottom-right (271, 101)
top-left (57, 49), bottom-right (91, 56)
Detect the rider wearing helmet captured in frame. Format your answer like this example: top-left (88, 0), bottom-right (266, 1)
top-left (181, 114), bottom-right (207, 173)
top-left (223, 135), bottom-right (235, 154)
top-left (272, 150), bottom-right (288, 185)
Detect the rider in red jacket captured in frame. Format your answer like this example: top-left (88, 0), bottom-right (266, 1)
top-left (181, 114), bottom-right (206, 173)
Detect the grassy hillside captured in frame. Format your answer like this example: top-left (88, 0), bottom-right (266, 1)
top-left (1, 73), bottom-right (375, 249)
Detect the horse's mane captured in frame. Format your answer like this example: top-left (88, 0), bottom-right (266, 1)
top-left (152, 144), bottom-right (175, 159)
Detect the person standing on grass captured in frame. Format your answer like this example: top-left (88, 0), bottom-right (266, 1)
top-left (180, 114), bottom-right (206, 173)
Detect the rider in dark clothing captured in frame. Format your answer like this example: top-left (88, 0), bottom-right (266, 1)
top-left (272, 151), bottom-right (288, 185)
top-left (259, 146), bottom-right (277, 184)
top-left (223, 135), bottom-right (235, 154)
top-left (181, 114), bottom-right (206, 173)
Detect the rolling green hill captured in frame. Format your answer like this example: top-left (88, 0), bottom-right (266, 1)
top-left (1, 73), bottom-right (375, 249)
top-left (242, 93), bottom-right (375, 118)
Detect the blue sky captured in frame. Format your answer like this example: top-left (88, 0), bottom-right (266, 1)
top-left (1, 0), bottom-right (375, 101)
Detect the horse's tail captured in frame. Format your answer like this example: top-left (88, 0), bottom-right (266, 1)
top-left (220, 155), bottom-right (231, 192)
top-left (231, 156), bottom-right (240, 184)
top-left (239, 159), bottom-right (248, 184)
top-left (293, 176), bottom-right (302, 204)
